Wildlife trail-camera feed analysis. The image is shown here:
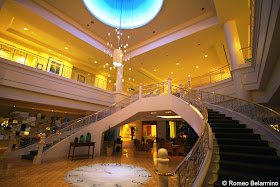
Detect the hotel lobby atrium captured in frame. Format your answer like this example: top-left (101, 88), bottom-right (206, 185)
top-left (0, 0), bottom-right (279, 186)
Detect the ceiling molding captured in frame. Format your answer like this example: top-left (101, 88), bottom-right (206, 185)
top-left (124, 12), bottom-right (219, 60)
top-left (13, 0), bottom-right (113, 55)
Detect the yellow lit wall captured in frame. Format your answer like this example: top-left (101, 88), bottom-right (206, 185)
top-left (120, 124), bottom-right (131, 138)
top-left (169, 121), bottom-right (176, 138)
top-left (151, 125), bottom-right (156, 137)
top-left (95, 74), bottom-right (107, 90)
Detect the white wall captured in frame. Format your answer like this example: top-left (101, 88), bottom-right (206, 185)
top-left (0, 58), bottom-right (115, 111)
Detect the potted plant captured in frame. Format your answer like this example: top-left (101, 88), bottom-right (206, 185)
top-left (105, 127), bottom-right (114, 156)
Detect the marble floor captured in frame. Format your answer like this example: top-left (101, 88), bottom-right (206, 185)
top-left (0, 140), bottom-right (184, 187)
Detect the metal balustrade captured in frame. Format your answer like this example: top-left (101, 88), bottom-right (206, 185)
top-left (0, 41), bottom-right (114, 91)
top-left (155, 85), bottom-right (209, 187)
top-left (191, 89), bottom-right (280, 133)
top-left (142, 81), bottom-right (168, 97)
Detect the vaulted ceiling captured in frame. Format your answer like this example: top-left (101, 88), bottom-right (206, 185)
top-left (0, 0), bottom-right (250, 86)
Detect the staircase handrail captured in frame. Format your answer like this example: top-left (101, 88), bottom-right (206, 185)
top-left (47, 91), bottom-right (139, 136)
top-left (155, 86), bottom-right (209, 186)
top-left (18, 117), bottom-right (85, 149)
top-left (191, 89), bottom-right (280, 133)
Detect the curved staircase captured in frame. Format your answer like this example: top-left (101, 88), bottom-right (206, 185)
top-left (207, 108), bottom-right (280, 186)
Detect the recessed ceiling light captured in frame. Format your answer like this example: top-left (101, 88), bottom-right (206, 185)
top-left (128, 58), bottom-right (130, 60)
top-left (106, 63), bottom-right (109, 66)
top-left (126, 44), bottom-right (128, 46)
top-left (124, 50), bottom-right (126, 53)
top-left (24, 28), bottom-right (28, 30)
top-left (48, 49), bottom-right (51, 51)
top-left (108, 33), bottom-right (110, 36)
top-left (110, 67), bottom-right (112, 70)
top-left (213, 70), bottom-right (215, 71)
top-left (107, 42), bottom-right (109, 45)
top-left (103, 65), bottom-right (106, 68)
top-left (94, 61), bottom-right (97, 63)
top-left (59, 54), bottom-right (61, 56)
top-left (108, 74), bottom-right (110, 77)
top-left (65, 47), bottom-right (68, 49)
top-left (129, 68), bottom-right (131, 71)
top-left (171, 72), bottom-right (173, 74)
top-left (68, 58), bottom-right (71, 60)
top-left (154, 69), bottom-right (156, 71)
top-left (128, 36), bottom-right (130, 39)
top-left (176, 63), bottom-right (179, 65)
top-left (129, 78), bottom-right (131, 80)
top-left (205, 55), bottom-right (208, 57)
top-left (13, 105), bottom-right (16, 107)
top-left (196, 66), bottom-right (199, 68)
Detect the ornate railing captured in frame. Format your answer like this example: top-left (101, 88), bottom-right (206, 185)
top-left (142, 81), bottom-right (168, 97)
top-left (155, 86), bottom-right (209, 187)
top-left (191, 90), bottom-right (280, 133)
top-left (0, 41), bottom-right (114, 91)
top-left (241, 46), bottom-right (252, 64)
top-left (18, 117), bottom-right (84, 148)
top-left (191, 65), bottom-right (231, 88)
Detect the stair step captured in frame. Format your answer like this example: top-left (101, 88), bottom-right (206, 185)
top-left (209, 116), bottom-right (232, 120)
top-left (209, 119), bottom-right (239, 123)
top-left (217, 145), bottom-right (277, 155)
top-left (214, 132), bottom-right (261, 140)
top-left (208, 111), bottom-right (220, 114)
top-left (217, 169), bottom-right (280, 181)
top-left (212, 128), bottom-right (253, 133)
top-left (210, 123), bottom-right (246, 128)
top-left (216, 138), bottom-right (268, 147)
top-left (219, 152), bottom-right (280, 165)
top-left (219, 160), bottom-right (280, 176)
top-left (208, 114), bottom-right (226, 117)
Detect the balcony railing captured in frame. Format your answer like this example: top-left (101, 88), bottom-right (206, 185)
top-left (0, 41), bottom-right (116, 91)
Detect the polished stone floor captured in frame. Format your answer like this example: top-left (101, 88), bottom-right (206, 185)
top-left (0, 140), bottom-right (184, 187)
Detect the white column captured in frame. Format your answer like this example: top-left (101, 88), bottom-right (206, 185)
top-left (188, 75), bottom-right (191, 89)
top-left (179, 83), bottom-right (183, 98)
top-left (167, 77), bottom-right (171, 95)
top-left (114, 49), bottom-right (123, 93)
top-left (139, 83), bottom-right (143, 99)
top-left (224, 20), bottom-right (251, 100)
top-left (224, 20), bottom-right (244, 70)
top-left (33, 133), bottom-right (46, 165)
top-left (157, 148), bottom-right (170, 187)
top-left (7, 131), bottom-right (16, 152)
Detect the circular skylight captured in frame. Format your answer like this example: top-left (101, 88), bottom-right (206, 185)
top-left (83, 0), bottom-right (164, 29)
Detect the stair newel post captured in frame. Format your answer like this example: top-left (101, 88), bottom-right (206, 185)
top-left (157, 148), bottom-right (170, 187)
top-left (33, 133), bottom-right (46, 165)
top-left (179, 83), bottom-right (183, 98)
top-left (139, 83), bottom-right (143, 99)
top-left (7, 131), bottom-right (16, 152)
top-left (188, 75), bottom-right (191, 89)
top-left (168, 77), bottom-right (171, 95)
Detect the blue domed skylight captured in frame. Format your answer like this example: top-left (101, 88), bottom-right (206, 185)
top-left (83, 0), bottom-right (164, 29)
